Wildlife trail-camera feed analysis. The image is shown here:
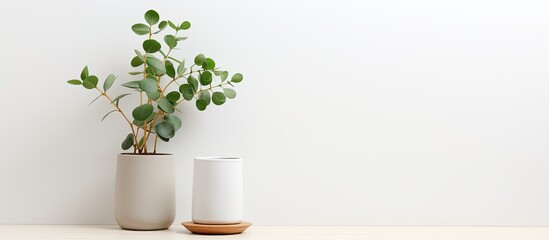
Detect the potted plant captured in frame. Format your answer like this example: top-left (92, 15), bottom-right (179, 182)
top-left (67, 9), bottom-right (243, 230)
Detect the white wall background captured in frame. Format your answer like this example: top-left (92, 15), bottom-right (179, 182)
top-left (0, 0), bottom-right (548, 226)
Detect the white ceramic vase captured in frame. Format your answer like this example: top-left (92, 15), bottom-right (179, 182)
top-left (115, 154), bottom-right (175, 230)
top-left (192, 157), bottom-right (243, 224)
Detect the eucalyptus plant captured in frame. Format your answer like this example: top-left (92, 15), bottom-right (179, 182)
top-left (67, 10), bottom-right (243, 154)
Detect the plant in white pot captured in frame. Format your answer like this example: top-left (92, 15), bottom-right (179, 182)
top-left (67, 9), bottom-right (243, 230)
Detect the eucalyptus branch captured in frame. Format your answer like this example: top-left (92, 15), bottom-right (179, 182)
top-left (67, 9), bottom-right (244, 154)
top-left (94, 88), bottom-right (138, 148)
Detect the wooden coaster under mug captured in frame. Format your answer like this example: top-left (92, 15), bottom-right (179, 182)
top-left (182, 221), bottom-right (252, 235)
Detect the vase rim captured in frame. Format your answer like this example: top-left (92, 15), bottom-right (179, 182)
top-left (195, 157), bottom-right (241, 161)
top-left (119, 153), bottom-right (172, 156)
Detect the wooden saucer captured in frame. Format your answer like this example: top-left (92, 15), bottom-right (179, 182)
top-left (181, 221), bottom-right (252, 235)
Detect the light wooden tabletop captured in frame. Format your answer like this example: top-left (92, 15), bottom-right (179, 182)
top-left (1, 225), bottom-right (548, 240)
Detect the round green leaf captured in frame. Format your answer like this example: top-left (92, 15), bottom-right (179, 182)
top-left (134, 49), bottom-right (144, 61)
top-left (221, 71), bottom-right (229, 81)
top-left (146, 90), bottom-right (160, 100)
top-left (143, 39), bottom-right (161, 53)
top-left (223, 88), bottom-right (237, 99)
top-left (198, 91), bottom-right (211, 105)
top-left (165, 60), bottom-right (175, 78)
top-left (183, 88), bottom-right (194, 101)
top-left (180, 21), bottom-right (191, 30)
top-left (194, 54), bottom-right (205, 65)
top-left (155, 121), bottom-right (175, 139)
top-left (139, 78), bottom-right (158, 93)
top-left (132, 119), bottom-right (143, 127)
top-left (80, 66), bottom-right (89, 81)
top-left (168, 20), bottom-right (178, 30)
top-left (158, 98), bottom-right (174, 114)
top-left (121, 133), bottom-right (134, 150)
top-left (158, 20), bottom-right (167, 30)
top-left (164, 115), bottom-right (182, 130)
top-left (144, 9), bottom-right (160, 25)
top-left (187, 75), bottom-right (199, 91)
top-left (196, 99), bottom-right (208, 111)
top-left (133, 111), bottom-right (156, 126)
top-left (158, 136), bottom-right (170, 142)
top-left (103, 74), bottom-right (116, 92)
top-left (179, 84), bottom-right (194, 100)
top-left (82, 75), bottom-right (98, 89)
top-left (212, 92), bottom-right (226, 105)
top-left (164, 35), bottom-right (177, 49)
top-left (177, 61), bottom-right (187, 76)
top-left (132, 104), bottom-right (154, 121)
top-left (67, 79), bottom-right (82, 85)
top-left (200, 71), bottom-right (213, 85)
top-left (202, 58), bottom-right (215, 70)
top-left (231, 73), bottom-right (243, 83)
top-left (166, 91), bottom-right (180, 103)
top-left (146, 57), bottom-right (166, 74)
top-left (131, 56), bottom-right (144, 67)
top-left (145, 66), bottom-right (156, 77)
top-left (131, 23), bottom-right (150, 35)
top-left (154, 117), bottom-right (165, 127)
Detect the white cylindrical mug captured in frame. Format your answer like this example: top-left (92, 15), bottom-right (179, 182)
top-left (192, 157), bottom-right (243, 224)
